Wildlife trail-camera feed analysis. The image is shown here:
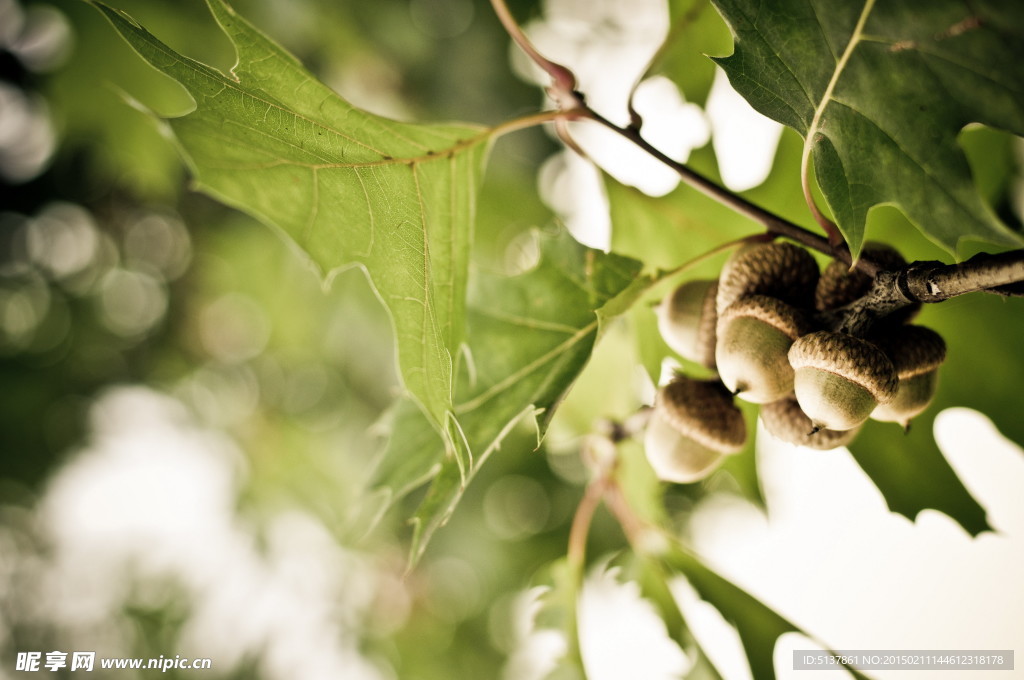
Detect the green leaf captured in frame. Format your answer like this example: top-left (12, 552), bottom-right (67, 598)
top-left (712, 0), bottom-right (1024, 257)
top-left (414, 231), bottom-right (645, 562)
top-left (373, 230), bottom-right (646, 564)
top-left (531, 558), bottom-right (585, 680)
top-left (715, 400), bottom-right (763, 505)
top-left (94, 0), bottom-right (490, 432)
top-left (848, 419), bottom-right (990, 536)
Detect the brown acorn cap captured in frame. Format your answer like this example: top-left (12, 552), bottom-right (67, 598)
top-left (717, 242), bottom-right (819, 315)
top-left (656, 376), bottom-right (747, 453)
top-left (870, 325), bottom-right (946, 379)
top-left (816, 243), bottom-right (906, 311)
top-left (788, 331), bottom-right (899, 403)
top-left (718, 295), bottom-right (813, 341)
top-left (816, 243), bottom-right (922, 322)
top-left (761, 398), bottom-right (861, 450)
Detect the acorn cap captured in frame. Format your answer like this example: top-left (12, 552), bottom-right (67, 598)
top-left (717, 242), bottom-right (819, 315)
top-left (656, 376), bottom-right (747, 453)
top-left (761, 398), bottom-right (861, 450)
top-left (815, 243), bottom-right (907, 311)
top-left (718, 295), bottom-right (812, 340)
top-left (871, 325), bottom-right (946, 379)
top-left (788, 331), bottom-right (899, 403)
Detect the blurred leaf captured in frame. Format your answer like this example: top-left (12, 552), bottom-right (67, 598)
top-left (584, 461), bottom-right (729, 676)
top-left (848, 294), bottom-right (1024, 535)
top-left (960, 126), bottom-right (1018, 209)
top-left (373, 230), bottom-right (646, 564)
top-left (663, 544), bottom-right (869, 680)
top-left (607, 176), bottom-right (751, 273)
top-left (848, 422), bottom-right (989, 536)
top-left (629, 555), bottom-right (725, 680)
top-left (47, 0), bottom-right (205, 198)
top-left (95, 0), bottom-right (490, 434)
top-left (536, 558), bottom-right (585, 680)
top-left (712, 0), bottom-right (1024, 256)
top-left (616, 443), bottom-right (862, 680)
top-left (716, 400), bottom-right (763, 506)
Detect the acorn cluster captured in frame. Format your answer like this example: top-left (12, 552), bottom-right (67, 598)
top-left (647, 242), bottom-right (946, 483)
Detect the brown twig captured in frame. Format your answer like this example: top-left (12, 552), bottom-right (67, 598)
top-left (829, 250), bottom-right (1024, 335)
top-left (578, 107), bottom-right (870, 272)
top-left (900, 251), bottom-right (1024, 302)
top-left (487, 0), bottom-right (582, 111)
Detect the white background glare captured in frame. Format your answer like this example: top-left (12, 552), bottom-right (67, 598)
top-left (520, 0), bottom-right (778, 250)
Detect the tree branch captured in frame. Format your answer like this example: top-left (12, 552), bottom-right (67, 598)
top-left (831, 250), bottom-right (1024, 335)
top-left (901, 251), bottom-right (1024, 302)
top-left (576, 107), bottom-right (875, 274)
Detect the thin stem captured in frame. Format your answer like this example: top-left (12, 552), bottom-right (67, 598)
top-left (800, 154), bottom-right (844, 246)
top-left (488, 108), bottom-right (585, 139)
top-left (902, 251), bottom-right (1024, 302)
top-left (555, 116), bottom-right (593, 160)
top-left (603, 482), bottom-right (652, 549)
top-left (562, 468), bottom-right (613, 671)
top-left (659, 234), bottom-right (771, 279)
top-left (830, 250), bottom-right (1024, 335)
top-left (485, 0), bottom-right (870, 273)
top-left (577, 107), bottom-right (869, 272)
top-left (567, 476), bottom-right (609, 572)
top-left (488, 0), bottom-right (579, 108)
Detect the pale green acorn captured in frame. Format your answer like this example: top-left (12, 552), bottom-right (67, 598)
top-left (788, 331), bottom-right (898, 432)
top-left (644, 376), bottom-right (746, 483)
top-left (716, 295), bottom-right (812, 403)
top-left (656, 279), bottom-right (718, 369)
top-left (870, 325), bottom-right (947, 429)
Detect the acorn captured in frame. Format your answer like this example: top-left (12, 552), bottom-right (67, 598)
top-left (788, 331), bottom-right (898, 431)
top-left (643, 376), bottom-right (746, 483)
top-left (760, 397), bottom-right (860, 450)
top-left (715, 295), bottom-right (812, 403)
top-left (869, 325), bottom-right (946, 429)
top-left (656, 279), bottom-right (718, 369)
top-left (716, 242), bottom-right (820, 315)
top-left (816, 242), bottom-right (920, 322)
